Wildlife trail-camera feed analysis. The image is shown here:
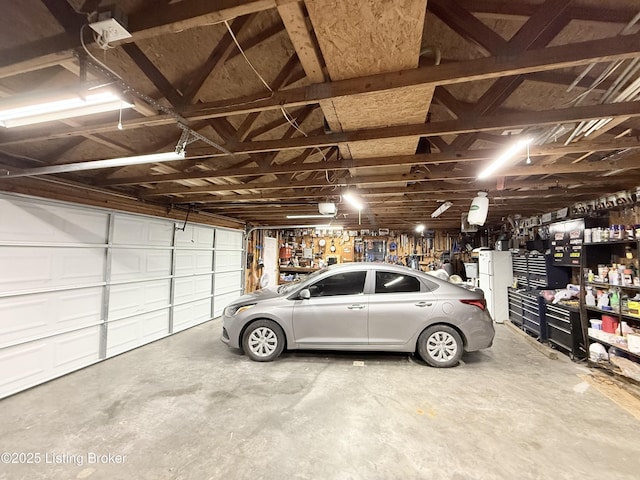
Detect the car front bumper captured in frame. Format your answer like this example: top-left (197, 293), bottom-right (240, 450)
top-left (221, 315), bottom-right (241, 348)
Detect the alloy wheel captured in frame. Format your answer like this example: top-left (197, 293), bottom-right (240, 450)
top-left (426, 331), bottom-right (458, 362)
top-left (247, 327), bottom-right (278, 357)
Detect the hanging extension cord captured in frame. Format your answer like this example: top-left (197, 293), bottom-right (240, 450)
top-left (223, 20), bottom-right (333, 181)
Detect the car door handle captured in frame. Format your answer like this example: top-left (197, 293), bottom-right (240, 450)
top-left (348, 304), bottom-right (366, 310)
top-left (415, 301), bottom-right (432, 307)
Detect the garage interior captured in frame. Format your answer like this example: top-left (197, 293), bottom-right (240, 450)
top-left (1, 1), bottom-right (640, 479)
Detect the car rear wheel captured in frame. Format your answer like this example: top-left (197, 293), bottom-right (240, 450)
top-left (242, 320), bottom-right (285, 362)
top-left (417, 325), bottom-right (463, 368)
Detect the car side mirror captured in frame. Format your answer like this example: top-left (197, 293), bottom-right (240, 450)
top-left (299, 289), bottom-right (311, 300)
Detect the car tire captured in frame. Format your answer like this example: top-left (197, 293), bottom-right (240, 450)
top-left (417, 325), bottom-right (463, 368)
top-left (242, 320), bottom-right (285, 362)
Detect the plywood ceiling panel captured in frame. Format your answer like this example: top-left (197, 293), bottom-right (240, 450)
top-left (305, 0), bottom-right (431, 195)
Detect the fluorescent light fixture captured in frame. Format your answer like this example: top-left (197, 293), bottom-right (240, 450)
top-left (0, 87), bottom-right (134, 128)
top-left (3, 151), bottom-right (185, 178)
top-left (477, 137), bottom-right (532, 179)
top-left (343, 192), bottom-right (363, 210)
top-left (286, 214), bottom-right (336, 219)
top-left (431, 201), bottom-right (453, 218)
top-left (415, 224), bottom-right (425, 233)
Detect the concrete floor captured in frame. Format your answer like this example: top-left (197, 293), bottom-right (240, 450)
top-left (0, 321), bottom-right (638, 480)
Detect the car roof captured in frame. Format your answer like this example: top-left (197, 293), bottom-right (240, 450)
top-left (325, 262), bottom-right (440, 280)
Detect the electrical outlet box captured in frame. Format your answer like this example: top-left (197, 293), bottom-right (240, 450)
top-left (89, 7), bottom-right (131, 43)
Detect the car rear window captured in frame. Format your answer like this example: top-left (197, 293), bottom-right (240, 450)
top-left (375, 271), bottom-right (421, 294)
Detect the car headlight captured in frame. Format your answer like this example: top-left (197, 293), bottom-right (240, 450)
top-left (223, 304), bottom-right (256, 317)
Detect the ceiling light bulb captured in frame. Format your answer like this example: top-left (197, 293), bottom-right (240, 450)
top-left (415, 224), bottom-right (425, 233)
top-left (343, 192), bottom-right (363, 210)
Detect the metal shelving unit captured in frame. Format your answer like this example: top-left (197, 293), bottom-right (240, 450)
top-left (580, 239), bottom-right (640, 372)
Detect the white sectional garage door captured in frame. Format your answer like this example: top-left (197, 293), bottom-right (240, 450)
top-left (0, 194), bottom-right (243, 399)
top-left (172, 223), bottom-right (216, 333)
top-left (213, 229), bottom-right (244, 317)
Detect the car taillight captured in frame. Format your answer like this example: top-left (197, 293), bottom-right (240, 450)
top-left (460, 299), bottom-right (486, 310)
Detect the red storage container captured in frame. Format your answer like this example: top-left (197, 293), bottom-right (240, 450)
top-left (601, 315), bottom-right (619, 334)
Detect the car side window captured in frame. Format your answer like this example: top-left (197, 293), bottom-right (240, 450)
top-left (308, 271), bottom-right (367, 297)
top-left (375, 271), bottom-right (421, 294)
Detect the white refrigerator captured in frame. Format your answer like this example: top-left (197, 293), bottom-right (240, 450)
top-left (478, 250), bottom-right (513, 323)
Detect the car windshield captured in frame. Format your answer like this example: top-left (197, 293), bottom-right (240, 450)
top-left (276, 267), bottom-right (330, 295)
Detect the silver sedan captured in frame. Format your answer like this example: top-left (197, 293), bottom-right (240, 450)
top-left (221, 263), bottom-right (494, 367)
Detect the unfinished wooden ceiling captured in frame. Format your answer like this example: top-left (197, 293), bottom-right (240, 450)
top-left (1, 0), bottom-right (640, 231)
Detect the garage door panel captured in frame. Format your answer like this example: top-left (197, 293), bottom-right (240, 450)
top-left (106, 310), bottom-right (170, 357)
top-left (110, 249), bottom-right (171, 281)
top-left (0, 343), bottom-right (46, 389)
top-left (0, 326), bottom-right (100, 398)
top-left (214, 291), bottom-right (242, 317)
top-left (112, 216), bottom-right (173, 246)
top-left (0, 198), bottom-right (108, 244)
top-left (215, 251), bottom-right (243, 272)
top-left (174, 250), bottom-right (213, 275)
top-left (215, 230), bottom-right (243, 250)
top-left (175, 225), bottom-right (214, 248)
top-left (214, 271), bottom-right (243, 295)
top-left (60, 251), bottom-right (106, 281)
top-left (109, 280), bottom-right (171, 319)
top-left (52, 327), bottom-right (101, 370)
top-left (174, 276), bottom-right (212, 303)
top-left (0, 247), bottom-right (105, 293)
top-left (173, 299), bottom-right (212, 332)
top-left (0, 288), bottom-right (102, 345)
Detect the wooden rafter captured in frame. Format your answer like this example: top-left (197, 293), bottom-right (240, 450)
top-left (445, 0), bottom-right (571, 151)
top-left (97, 137), bottom-right (640, 186)
top-left (41, 0), bottom-right (86, 34)
top-left (0, 0), bottom-right (294, 79)
top-left (2, 31), bottom-right (639, 148)
top-left (122, 43), bottom-right (183, 106)
top-left (458, 0), bottom-right (639, 24)
top-left (136, 154), bottom-right (640, 196)
top-left (169, 176), bottom-right (640, 205)
top-left (428, 0), bottom-right (507, 56)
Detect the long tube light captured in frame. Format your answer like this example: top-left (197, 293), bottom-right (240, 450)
top-left (286, 214), bottom-right (336, 219)
top-left (2, 151), bottom-right (186, 178)
top-left (0, 88), bottom-right (134, 128)
top-left (477, 137), bottom-right (532, 179)
top-left (431, 201), bottom-right (453, 218)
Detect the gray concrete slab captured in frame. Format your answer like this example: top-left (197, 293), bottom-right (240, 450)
top-left (0, 321), bottom-right (637, 480)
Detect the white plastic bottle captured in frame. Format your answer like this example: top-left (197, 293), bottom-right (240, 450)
top-left (585, 287), bottom-right (596, 306)
top-left (468, 192), bottom-right (489, 226)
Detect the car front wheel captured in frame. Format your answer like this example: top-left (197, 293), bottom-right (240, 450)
top-left (417, 325), bottom-right (463, 368)
top-left (242, 320), bottom-right (285, 362)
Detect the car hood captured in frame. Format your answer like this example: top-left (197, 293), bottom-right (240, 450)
top-left (228, 287), bottom-right (281, 307)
